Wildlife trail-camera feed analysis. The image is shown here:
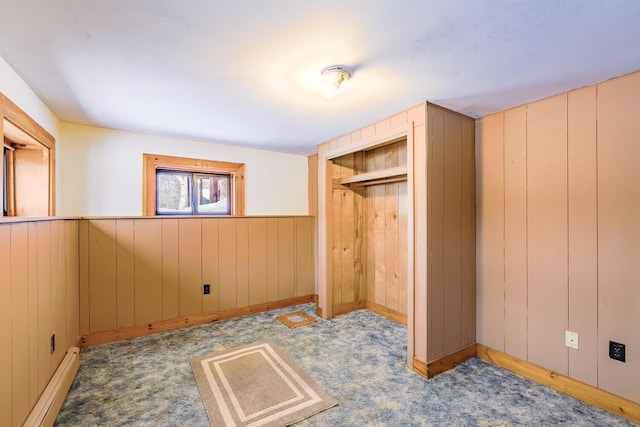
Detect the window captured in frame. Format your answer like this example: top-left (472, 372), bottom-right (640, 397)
top-left (143, 153), bottom-right (244, 216)
top-left (156, 170), bottom-right (231, 215)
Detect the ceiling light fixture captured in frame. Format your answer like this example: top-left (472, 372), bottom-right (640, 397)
top-left (321, 65), bottom-right (351, 98)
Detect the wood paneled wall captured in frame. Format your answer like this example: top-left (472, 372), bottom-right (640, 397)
top-left (476, 71), bottom-right (640, 403)
top-left (331, 153), bottom-right (366, 310)
top-left (0, 219), bottom-right (79, 427)
top-left (422, 104), bottom-right (476, 362)
top-left (79, 216), bottom-right (315, 335)
top-left (364, 142), bottom-right (408, 315)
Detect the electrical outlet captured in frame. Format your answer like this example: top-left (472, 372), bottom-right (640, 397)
top-left (50, 334), bottom-right (55, 354)
top-left (565, 330), bottom-right (579, 350)
top-left (609, 341), bottom-right (626, 362)
top-left (203, 284), bottom-right (210, 295)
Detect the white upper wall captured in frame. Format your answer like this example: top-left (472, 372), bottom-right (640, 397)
top-left (58, 123), bottom-right (309, 216)
top-left (2, 55), bottom-right (309, 217)
top-left (0, 56), bottom-right (60, 138)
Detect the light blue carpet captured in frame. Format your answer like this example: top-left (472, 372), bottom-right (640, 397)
top-left (56, 303), bottom-right (637, 426)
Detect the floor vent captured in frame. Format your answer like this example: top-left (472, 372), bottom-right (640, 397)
top-left (23, 347), bottom-right (80, 427)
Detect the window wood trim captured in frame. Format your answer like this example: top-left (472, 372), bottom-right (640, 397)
top-left (1, 93), bottom-right (56, 217)
top-left (143, 153), bottom-right (245, 216)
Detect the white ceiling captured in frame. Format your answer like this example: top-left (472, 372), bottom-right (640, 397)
top-left (1, 1), bottom-right (640, 155)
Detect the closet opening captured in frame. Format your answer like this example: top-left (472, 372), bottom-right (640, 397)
top-left (329, 137), bottom-right (409, 323)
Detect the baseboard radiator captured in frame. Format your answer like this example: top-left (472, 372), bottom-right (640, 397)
top-left (23, 347), bottom-right (80, 427)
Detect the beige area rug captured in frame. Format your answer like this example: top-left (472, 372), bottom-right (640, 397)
top-left (191, 339), bottom-right (337, 427)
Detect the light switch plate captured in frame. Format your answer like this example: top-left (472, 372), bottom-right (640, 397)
top-left (565, 330), bottom-right (579, 350)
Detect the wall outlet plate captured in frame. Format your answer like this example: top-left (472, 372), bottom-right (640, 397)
top-left (565, 330), bottom-right (579, 350)
top-left (609, 341), bottom-right (626, 362)
top-left (203, 284), bottom-right (210, 295)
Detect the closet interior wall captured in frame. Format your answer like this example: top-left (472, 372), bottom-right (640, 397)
top-left (331, 141), bottom-right (408, 322)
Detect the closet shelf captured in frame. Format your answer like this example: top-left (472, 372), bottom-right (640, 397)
top-left (339, 166), bottom-right (407, 187)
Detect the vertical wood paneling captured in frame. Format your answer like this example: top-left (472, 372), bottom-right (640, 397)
top-left (398, 183), bottom-right (408, 315)
top-left (54, 221), bottom-right (66, 366)
top-left (218, 218), bottom-right (237, 310)
top-left (278, 217), bottom-right (296, 300)
top-left (373, 149), bottom-right (386, 306)
top-left (365, 182), bottom-right (375, 302)
top-left (0, 226), bottom-right (12, 427)
top-left (161, 219), bottom-right (179, 319)
top-left (340, 155), bottom-right (355, 304)
top-left (49, 222), bottom-right (60, 368)
top-left (236, 218), bottom-right (249, 307)
top-left (27, 223), bottom-right (38, 406)
top-left (178, 219), bottom-right (202, 316)
top-left (390, 110), bottom-right (408, 129)
top-left (353, 187), bottom-right (365, 303)
top-left (375, 118), bottom-right (390, 134)
top-left (332, 157), bottom-right (343, 306)
top-left (78, 220), bottom-right (89, 335)
top-left (295, 217), bottom-right (315, 296)
top-left (597, 72), bottom-right (640, 402)
top-left (460, 119), bottom-right (476, 345)
top-left (201, 219), bottom-right (219, 313)
top-left (88, 220), bottom-right (117, 333)
top-left (11, 224), bottom-right (29, 425)
top-left (428, 106), bottom-right (445, 359)
top-left (443, 112), bottom-right (463, 355)
top-left (527, 94), bottom-right (568, 375)
top-left (567, 85), bottom-right (598, 386)
top-left (475, 113), bottom-right (505, 351)
top-left (65, 221), bottom-right (79, 346)
top-left (385, 145), bottom-right (400, 312)
top-left (384, 182), bottom-right (400, 311)
top-left (337, 133), bottom-right (351, 147)
top-left (361, 124), bottom-right (376, 140)
top-left (266, 218), bottom-right (279, 302)
top-left (414, 121), bottom-right (428, 360)
top-left (475, 73), bottom-right (640, 403)
top-left (134, 219), bottom-right (162, 324)
top-left (248, 218), bottom-right (268, 305)
top-left (36, 221), bottom-right (51, 392)
top-left (503, 106), bottom-right (528, 360)
top-left (116, 220), bottom-right (135, 328)
top-left (398, 143), bottom-right (409, 314)
top-left (0, 220), bottom-right (82, 426)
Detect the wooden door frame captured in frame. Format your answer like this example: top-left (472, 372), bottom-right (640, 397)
top-left (1, 93), bottom-right (56, 216)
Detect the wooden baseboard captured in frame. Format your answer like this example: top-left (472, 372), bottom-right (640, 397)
top-left (332, 300), bottom-right (366, 316)
top-left (413, 357), bottom-right (428, 378)
top-left (330, 300), bottom-right (408, 325)
top-left (82, 294), bottom-right (315, 348)
top-left (413, 344), bottom-right (477, 379)
top-left (365, 301), bottom-right (407, 325)
top-left (477, 344), bottom-right (640, 424)
top-left (24, 347), bottom-right (80, 427)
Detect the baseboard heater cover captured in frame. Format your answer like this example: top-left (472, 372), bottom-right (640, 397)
top-left (23, 347), bottom-right (80, 427)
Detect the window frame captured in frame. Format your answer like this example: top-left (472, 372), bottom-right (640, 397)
top-left (143, 153), bottom-right (244, 216)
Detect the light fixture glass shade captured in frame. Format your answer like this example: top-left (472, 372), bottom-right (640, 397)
top-left (321, 66), bottom-right (350, 98)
